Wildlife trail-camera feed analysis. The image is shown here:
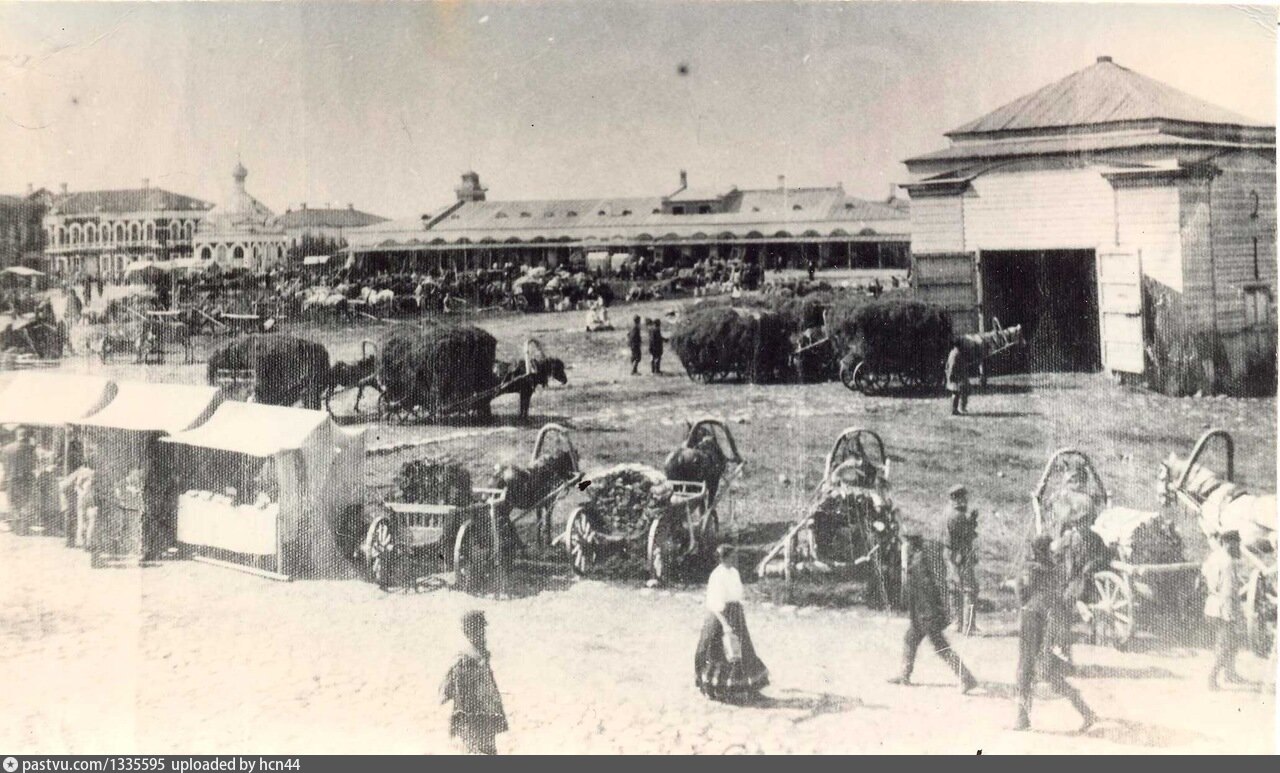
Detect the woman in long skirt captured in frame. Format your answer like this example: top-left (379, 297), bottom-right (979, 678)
top-left (695, 545), bottom-right (769, 702)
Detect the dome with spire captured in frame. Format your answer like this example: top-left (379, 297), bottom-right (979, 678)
top-left (199, 162), bottom-right (279, 235)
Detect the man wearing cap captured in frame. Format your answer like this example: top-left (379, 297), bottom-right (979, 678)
top-left (440, 610), bottom-right (508, 754)
top-left (1202, 530), bottom-right (1247, 690)
top-left (1013, 535), bottom-right (1097, 732)
top-left (945, 485), bottom-right (980, 634)
top-left (888, 533), bottom-right (978, 693)
top-left (627, 316), bottom-right (643, 375)
top-left (944, 343), bottom-right (972, 415)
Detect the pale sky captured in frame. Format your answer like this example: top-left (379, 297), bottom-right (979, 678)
top-left (0, 1), bottom-right (1275, 219)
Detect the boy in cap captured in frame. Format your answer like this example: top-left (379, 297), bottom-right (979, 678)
top-left (889, 533), bottom-right (978, 693)
top-left (1013, 535), bottom-right (1097, 732)
top-left (440, 610), bottom-right (508, 754)
top-left (1202, 530), bottom-right (1247, 690)
top-left (945, 484), bottom-right (980, 634)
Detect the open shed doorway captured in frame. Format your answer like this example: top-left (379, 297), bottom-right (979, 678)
top-left (980, 249), bottom-right (1102, 373)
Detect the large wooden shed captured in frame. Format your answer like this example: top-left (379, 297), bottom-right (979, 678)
top-left (903, 56), bottom-right (1276, 395)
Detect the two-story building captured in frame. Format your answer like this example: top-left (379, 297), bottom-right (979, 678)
top-left (42, 181), bottom-right (214, 277)
top-left (0, 185), bottom-right (52, 270)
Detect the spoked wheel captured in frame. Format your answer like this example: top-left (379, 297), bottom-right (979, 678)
top-left (453, 520), bottom-right (494, 595)
top-left (647, 517), bottom-right (679, 585)
top-left (376, 392), bottom-right (404, 424)
top-left (364, 517), bottom-right (394, 589)
top-left (566, 508), bottom-right (595, 576)
top-left (838, 358), bottom-right (861, 392)
top-left (1246, 572), bottom-right (1277, 659)
top-left (1089, 571), bottom-right (1135, 649)
top-left (853, 361), bottom-right (891, 395)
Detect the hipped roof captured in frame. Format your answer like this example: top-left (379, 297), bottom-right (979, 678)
top-left (948, 58), bottom-right (1270, 137)
top-left (77, 382), bottom-right (222, 434)
top-left (0, 373), bottom-right (115, 426)
top-left (162, 401), bottom-right (334, 457)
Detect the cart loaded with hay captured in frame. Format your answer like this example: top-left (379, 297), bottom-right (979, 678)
top-left (359, 424), bottom-right (582, 594)
top-left (373, 325), bottom-right (564, 423)
top-left (562, 418), bottom-right (743, 584)
top-left (755, 428), bottom-right (903, 608)
top-left (834, 300), bottom-right (951, 395)
top-left (1032, 449), bottom-right (1201, 649)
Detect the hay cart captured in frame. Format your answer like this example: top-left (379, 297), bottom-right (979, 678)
top-left (755, 428), bottom-right (903, 608)
top-left (375, 338), bottom-right (547, 423)
top-left (1163, 429), bottom-right (1276, 658)
top-left (837, 336), bottom-right (944, 396)
top-left (563, 418), bottom-right (743, 584)
top-left (1032, 449), bottom-right (1201, 649)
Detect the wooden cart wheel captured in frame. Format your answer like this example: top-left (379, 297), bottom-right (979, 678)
top-left (853, 361), bottom-right (890, 395)
top-left (1089, 571), bottom-right (1135, 649)
top-left (566, 507), bottom-right (594, 576)
top-left (454, 520), bottom-right (492, 594)
top-left (838, 358), bottom-right (861, 392)
top-left (365, 517), bottom-right (394, 588)
top-left (647, 517), bottom-right (677, 584)
top-left (1246, 571), bottom-right (1277, 659)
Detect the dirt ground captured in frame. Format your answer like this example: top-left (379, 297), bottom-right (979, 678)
top-left (2, 292), bottom-right (1276, 753)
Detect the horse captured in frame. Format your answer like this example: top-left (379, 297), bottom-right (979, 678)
top-left (137, 319), bottom-right (193, 364)
top-left (325, 354), bottom-right (380, 414)
top-left (1157, 454), bottom-right (1277, 555)
top-left (491, 355), bottom-right (567, 421)
top-left (957, 322), bottom-right (1026, 360)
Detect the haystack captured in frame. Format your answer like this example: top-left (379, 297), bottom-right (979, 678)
top-left (378, 325), bottom-right (497, 414)
top-left (671, 305), bottom-right (793, 383)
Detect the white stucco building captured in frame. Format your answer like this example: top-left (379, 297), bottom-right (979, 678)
top-left (192, 163), bottom-right (288, 271)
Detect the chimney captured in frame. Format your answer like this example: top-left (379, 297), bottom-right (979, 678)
top-left (25, 183), bottom-right (33, 196)
top-left (142, 177), bottom-right (150, 190)
top-left (60, 183), bottom-right (68, 195)
top-left (778, 175), bottom-right (786, 190)
top-left (1097, 55), bottom-right (1112, 63)
top-left (301, 202), bottom-right (307, 210)
top-left (678, 170), bottom-right (688, 190)
top-left (348, 203), bottom-right (354, 210)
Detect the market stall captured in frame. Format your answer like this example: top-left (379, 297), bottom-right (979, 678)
top-left (161, 402), bottom-right (365, 581)
top-left (73, 381), bottom-right (224, 563)
top-left (0, 372), bottom-right (115, 534)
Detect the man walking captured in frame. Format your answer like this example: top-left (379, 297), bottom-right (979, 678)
top-left (888, 533), bottom-right (978, 693)
top-left (945, 484), bottom-right (980, 634)
top-left (628, 316), bottom-right (643, 375)
top-left (1203, 530), bottom-right (1247, 691)
top-left (1013, 535), bottom-right (1097, 732)
top-left (440, 610), bottom-right (508, 754)
top-left (649, 319), bottom-right (667, 375)
top-left (945, 343), bottom-right (971, 415)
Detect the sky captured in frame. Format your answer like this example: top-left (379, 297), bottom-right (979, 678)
top-left (0, 1), bottom-right (1275, 220)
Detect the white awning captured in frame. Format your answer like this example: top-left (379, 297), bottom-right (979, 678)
top-left (2, 266), bottom-right (44, 277)
top-left (76, 381), bottom-right (223, 434)
top-left (302, 255), bottom-right (331, 266)
top-left (0, 373), bottom-right (115, 427)
top-left (161, 401), bottom-right (333, 457)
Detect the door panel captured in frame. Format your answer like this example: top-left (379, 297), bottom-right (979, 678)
top-left (912, 252), bottom-right (977, 334)
top-left (1096, 247), bottom-right (1145, 374)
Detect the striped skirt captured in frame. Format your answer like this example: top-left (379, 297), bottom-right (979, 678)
top-left (695, 602), bottom-right (770, 702)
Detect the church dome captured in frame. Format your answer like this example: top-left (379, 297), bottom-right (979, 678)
top-left (199, 162), bottom-right (279, 234)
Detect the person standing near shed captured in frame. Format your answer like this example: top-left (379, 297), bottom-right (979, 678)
top-left (1013, 535), bottom-right (1097, 732)
top-left (440, 610), bottom-right (508, 754)
top-left (945, 342), bottom-right (971, 415)
top-left (888, 533), bottom-right (978, 692)
top-left (1202, 530), bottom-right (1247, 691)
top-left (945, 484), bottom-right (980, 634)
top-left (628, 315), bottom-right (643, 375)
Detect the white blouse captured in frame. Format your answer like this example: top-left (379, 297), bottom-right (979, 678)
top-left (705, 565), bottom-right (744, 613)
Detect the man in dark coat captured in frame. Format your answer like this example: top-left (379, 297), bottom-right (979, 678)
top-left (888, 534), bottom-right (978, 692)
top-left (440, 610), bottom-right (508, 754)
top-left (628, 316), bottom-right (643, 375)
top-left (945, 343), bottom-right (971, 415)
top-left (945, 484), bottom-right (980, 633)
top-left (2, 428), bottom-right (37, 532)
top-left (1013, 535), bottom-right (1097, 732)
top-left (649, 319), bottom-right (667, 375)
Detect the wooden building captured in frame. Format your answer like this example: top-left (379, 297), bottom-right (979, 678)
top-left (345, 171), bottom-right (910, 274)
top-left (903, 56), bottom-right (1276, 395)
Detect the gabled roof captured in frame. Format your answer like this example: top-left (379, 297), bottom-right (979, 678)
top-left (274, 207), bottom-right (388, 229)
top-left (50, 189), bottom-right (214, 216)
top-left (949, 57), bottom-right (1270, 137)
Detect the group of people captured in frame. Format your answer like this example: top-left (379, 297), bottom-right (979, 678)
top-left (627, 315), bottom-right (667, 375)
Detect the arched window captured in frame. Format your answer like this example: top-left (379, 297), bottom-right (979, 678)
top-left (145, 223), bottom-right (154, 242)
top-left (200, 246), bottom-right (212, 260)
top-left (130, 223), bottom-right (140, 241)
top-left (216, 244), bottom-right (227, 261)
top-left (233, 246), bottom-right (245, 261)
top-left (57, 227), bottom-right (66, 246)
top-left (115, 224), bottom-right (125, 242)
top-left (69, 224), bottom-right (81, 244)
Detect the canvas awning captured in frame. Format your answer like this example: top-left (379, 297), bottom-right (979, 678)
top-left (0, 373), bottom-right (115, 427)
top-left (302, 255), bottom-right (331, 266)
top-left (2, 266), bottom-right (44, 277)
top-left (76, 381), bottom-right (223, 435)
top-left (161, 401), bottom-right (332, 457)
